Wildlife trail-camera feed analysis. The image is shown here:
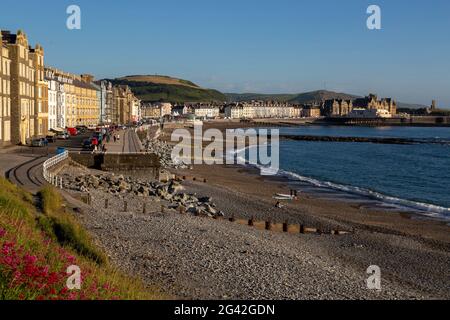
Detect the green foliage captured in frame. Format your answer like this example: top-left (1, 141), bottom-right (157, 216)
top-left (107, 78), bottom-right (226, 103)
top-left (38, 187), bottom-right (106, 265)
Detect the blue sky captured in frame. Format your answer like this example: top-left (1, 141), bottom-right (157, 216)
top-left (1, 0), bottom-right (449, 106)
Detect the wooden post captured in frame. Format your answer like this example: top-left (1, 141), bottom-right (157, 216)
top-left (203, 178), bottom-right (207, 183)
top-left (283, 221), bottom-right (289, 233)
top-left (265, 220), bottom-right (272, 231)
top-left (229, 215), bottom-right (235, 222)
top-left (124, 201), bottom-right (128, 212)
top-left (104, 199), bottom-right (108, 209)
top-left (299, 224), bottom-right (305, 234)
top-left (248, 217), bottom-right (254, 227)
top-left (143, 203), bottom-right (147, 214)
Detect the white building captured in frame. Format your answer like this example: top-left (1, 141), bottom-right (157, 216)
top-left (47, 78), bottom-right (57, 130)
top-left (193, 105), bottom-right (220, 119)
top-left (224, 102), bottom-right (302, 119)
top-left (347, 108), bottom-right (392, 118)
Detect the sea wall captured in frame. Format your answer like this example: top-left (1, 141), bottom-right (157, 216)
top-left (69, 152), bottom-right (160, 172)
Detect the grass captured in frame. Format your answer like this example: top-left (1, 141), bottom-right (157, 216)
top-left (0, 178), bottom-right (165, 300)
top-left (38, 186), bottom-right (106, 265)
top-left (106, 78), bottom-right (226, 103)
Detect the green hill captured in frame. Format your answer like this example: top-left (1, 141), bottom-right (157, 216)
top-left (106, 75), bottom-right (226, 103)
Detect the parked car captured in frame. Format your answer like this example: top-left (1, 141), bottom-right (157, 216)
top-left (45, 133), bottom-right (56, 143)
top-left (67, 127), bottom-right (78, 136)
top-left (31, 138), bottom-right (46, 147)
top-left (56, 132), bottom-right (69, 140)
top-left (76, 125), bottom-right (88, 133)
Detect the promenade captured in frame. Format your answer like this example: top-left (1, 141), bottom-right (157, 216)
top-left (104, 129), bottom-right (143, 154)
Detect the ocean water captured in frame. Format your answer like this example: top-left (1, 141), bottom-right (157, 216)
top-left (238, 126), bottom-right (450, 221)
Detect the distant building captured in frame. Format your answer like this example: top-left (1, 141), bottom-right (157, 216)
top-left (322, 99), bottom-right (353, 117)
top-left (113, 85), bottom-right (137, 124)
top-left (171, 104), bottom-right (188, 117)
top-left (192, 104), bottom-right (220, 119)
top-left (224, 101), bottom-right (302, 119)
top-left (352, 94), bottom-right (397, 117)
top-left (302, 106), bottom-right (321, 118)
top-left (140, 102), bottom-right (172, 119)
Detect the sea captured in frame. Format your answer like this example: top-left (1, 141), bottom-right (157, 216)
top-left (235, 126), bottom-right (450, 222)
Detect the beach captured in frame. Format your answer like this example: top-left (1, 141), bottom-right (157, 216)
top-left (55, 123), bottom-right (450, 299)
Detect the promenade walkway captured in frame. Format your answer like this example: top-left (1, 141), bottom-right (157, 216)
top-left (103, 129), bottom-right (142, 153)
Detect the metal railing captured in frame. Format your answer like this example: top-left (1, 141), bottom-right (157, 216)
top-left (42, 151), bottom-right (69, 188)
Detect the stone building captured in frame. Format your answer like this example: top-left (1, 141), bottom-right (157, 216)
top-left (301, 106), bottom-right (321, 118)
top-left (322, 99), bottom-right (353, 117)
top-left (352, 94), bottom-right (397, 116)
top-left (2, 30), bottom-right (38, 145)
top-left (0, 31), bottom-right (12, 147)
top-left (140, 102), bottom-right (172, 119)
top-left (113, 85), bottom-right (137, 125)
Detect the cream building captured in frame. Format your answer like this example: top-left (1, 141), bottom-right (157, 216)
top-left (30, 45), bottom-right (48, 136)
top-left (224, 101), bottom-right (302, 119)
top-left (0, 32), bottom-right (12, 147)
top-left (193, 104), bottom-right (220, 119)
top-left (2, 30), bottom-right (36, 145)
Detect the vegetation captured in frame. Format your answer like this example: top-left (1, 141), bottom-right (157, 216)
top-left (107, 75), bottom-right (226, 103)
top-left (0, 178), bottom-right (163, 300)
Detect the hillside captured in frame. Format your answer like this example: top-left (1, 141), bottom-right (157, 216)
top-left (225, 90), bottom-right (358, 104)
top-left (106, 75), bottom-right (226, 103)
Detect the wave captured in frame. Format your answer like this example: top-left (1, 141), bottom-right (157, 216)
top-left (233, 145), bottom-right (450, 222)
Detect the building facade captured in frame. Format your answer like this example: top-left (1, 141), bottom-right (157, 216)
top-left (322, 99), bottom-right (353, 117)
top-left (2, 30), bottom-right (37, 145)
top-left (30, 45), bottom-right (48, 136)
top-left (0, 32), bottom-right (12, 147)
top-left (113, 85), bottom-right (138, 124)
top-left (352, 94), bottom-right (397, 116)
top-left (224, 101), bottom-right (302, 119)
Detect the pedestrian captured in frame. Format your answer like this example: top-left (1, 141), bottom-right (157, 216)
top-left (117, 134), bottom-right (120, 141)
top-left (113, 135), bottom-right (117, 143)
